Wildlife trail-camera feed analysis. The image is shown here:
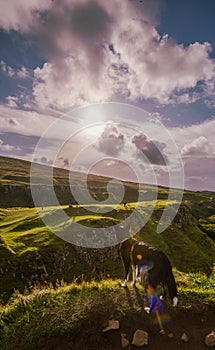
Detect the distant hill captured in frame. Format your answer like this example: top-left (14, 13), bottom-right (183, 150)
top-left (0, 155), bottom-right (215, 302)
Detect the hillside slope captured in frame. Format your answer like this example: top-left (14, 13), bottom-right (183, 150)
top-left (0, 156), bottom-right (215, 350)
top-left (0, 156), bottom-right (215, 302)
top-left (0, 277), bottom-right (215, 350)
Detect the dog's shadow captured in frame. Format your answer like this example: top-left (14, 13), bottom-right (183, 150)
top-left (121, 284), bottom-right (147, 309)
top-left (122, 286), bottom-right (133, 308)
top-left (133, 285), bottom-right (146, 308)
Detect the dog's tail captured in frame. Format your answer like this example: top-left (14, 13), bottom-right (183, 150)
top-left (165, 259), bottom-right (178, 306)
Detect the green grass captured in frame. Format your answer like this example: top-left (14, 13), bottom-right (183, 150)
top-left (0, 208), bottom-right (54, 254)
top-left (0, 273), bottom-right (214, 350)
top-left (0, 156), bottom-right (215, 348)
top-left (0, 201), bottom-right (215, 303)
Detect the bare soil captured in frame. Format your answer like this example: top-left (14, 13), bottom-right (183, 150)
top-left (39, 304), bottom-right (215, 350)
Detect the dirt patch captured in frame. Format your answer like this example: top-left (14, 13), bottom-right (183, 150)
top-left (38, 305), bottom-right (215, 350)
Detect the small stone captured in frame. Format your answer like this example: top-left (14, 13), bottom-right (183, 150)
top-left (144, 307), bottom-right (150, 314)
top-left (121, 333), bottom-right (130, 348)
top-left (205, 331), bottom-right (215, 347)
top-left (102, 319), bottom-right (120, 332)
top-left (181, 332), bottom-right (189, 342)
top-left (167, 332), bottom-right (174, 338)
top-left (132, 330), bottom-right (148, 347)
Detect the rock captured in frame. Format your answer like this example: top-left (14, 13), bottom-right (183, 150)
top-left (102, 319), bottom-right (120, 332)
top-left (167, 332), bottom-right (174, 338)
top-left (181, 332), bottom-right (188, 342)
top-left (144, 307), bottom-right (150, 314)
top-left (132, 330), bottom-right (148, 347)
top-left (205, 331), bottom-right (215, 347)
top-left (121, 333), bottom-right (130, 348)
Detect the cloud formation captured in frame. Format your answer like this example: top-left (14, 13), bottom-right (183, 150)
top-left (184, 157), bottom-right (215, 191)
top-left (12, 0), bottom-right (212, 109)
top-left (181, 136), bottom-right (212, 156)
top-left (97, 123), bottom-right (125, 156)
top-left (0, 0), bottom-right (214, 192)
top-left (0, 104), bottom-right (54, 136)
top-left (172, 118), bottom-right (215, 156)
top-left (34, 156), bottom-right (53, 166)
top-left (132, 133), bottom-right (167, 165)
top-left (0, 0), bottom-right (51, 31)
top-left (0, 60), bottom-right (30, 79)
top-left (170, 119), bottom-right (215, 190)
top-left (0, 1), bottom-right (214, 109)
top-left (0, 138), bottom-right (20, 152)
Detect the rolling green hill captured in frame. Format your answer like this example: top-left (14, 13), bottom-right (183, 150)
top-left (0, 155), bottom-right (215, 303)
top-left (0, 156), bottom-right (215, 350)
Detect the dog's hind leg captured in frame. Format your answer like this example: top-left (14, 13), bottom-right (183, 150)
top-left (140, 269), bottom-right (148, 286)
top-left (165, 263), bottom-right (178, 306)
top-left (121, 275), bottom-right (129, 287)
top-left (120, 240), bottom-right (133, 287)
top-left (159, 282), bottom-right (167, 301)
top-left (121, 258), bottom-right (130, 287)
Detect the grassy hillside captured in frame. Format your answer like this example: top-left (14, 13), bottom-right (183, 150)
top-left (0, 204), bottom-right (215, 301)
top-left (0, 155), bottom-right (215, 302)
top-left (0, 156), bottom-right (215, 349)
top-left (0, 274), bottom-right (215, 350)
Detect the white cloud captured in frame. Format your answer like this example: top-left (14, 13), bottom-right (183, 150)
top-left (1, 1), bottom-right (214, 108)
top-left (33, 55), bottom-right (116, 108)
top-left (184, 157), bottom-right (215, 191)
top-left (201, 79), bottom-right (215, 108)
top-left (0, 138), bottom-right (20, 152)
top-left (6, 96), bottom-right (19, 108)
top-left (28, 0), bottom-right (215, 108)
top-left (170, 119), bottom-right (215, 191)
top-left (181, 136), bottom-right (212, 156)
top-left (0, 60), bottom-right (30, 79)
top-left (0, 104), bottom-right (54, 136)
top-left (17, 67), bottom-right (30, 79)
top-left (97, 123), bottom-right (125, 156)
top-left (114, 30), bottom-right (214, 103)
top-left (0, 0), bottom-right (51, 31)
top-left (171, 118), bottom-right (215, 155)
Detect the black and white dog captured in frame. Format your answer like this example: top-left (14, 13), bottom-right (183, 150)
top-left (120, 238), bottom-right (178, 308)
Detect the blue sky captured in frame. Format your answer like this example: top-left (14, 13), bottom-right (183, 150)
top-left (0, 0), bottom-right (215, 191)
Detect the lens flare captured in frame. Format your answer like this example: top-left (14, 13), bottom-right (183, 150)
top-left (139, 261), bottom-right (153, 272)
top-left (146, 284), bottom-right (171, 332)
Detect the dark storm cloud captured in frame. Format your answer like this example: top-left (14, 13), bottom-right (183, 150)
top-left (132, 133), bottom-right (167, 165)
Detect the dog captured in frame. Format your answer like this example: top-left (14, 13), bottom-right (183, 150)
top-left (119, 238), bottom-right (178, 310)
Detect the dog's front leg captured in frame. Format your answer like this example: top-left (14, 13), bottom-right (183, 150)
top-left (131, 265), bottom-right (137, 286)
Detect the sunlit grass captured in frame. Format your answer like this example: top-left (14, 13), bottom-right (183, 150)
top-left (0, 273), bottom-right (214, 350)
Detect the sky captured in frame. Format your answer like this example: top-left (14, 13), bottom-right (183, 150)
top-left (0, 0), bottom-right (215, 192)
